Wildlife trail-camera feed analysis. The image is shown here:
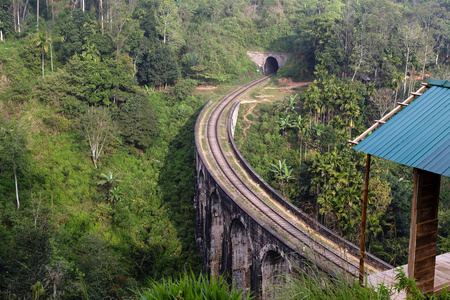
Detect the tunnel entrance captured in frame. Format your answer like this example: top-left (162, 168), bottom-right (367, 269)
top-left (264, 57), bottom-right (279, 74)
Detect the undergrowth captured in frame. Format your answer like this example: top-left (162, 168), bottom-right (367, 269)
top-left (274, 265), bottom-right (450, 300)
top-left (137, 271), bottom-right (253, 300)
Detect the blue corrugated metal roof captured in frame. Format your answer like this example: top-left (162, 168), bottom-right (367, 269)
top-left (354, 80), bottom-right (450, 177)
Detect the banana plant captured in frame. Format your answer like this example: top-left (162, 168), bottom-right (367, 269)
top-left (270, 159), bottom-right (294, 198)
top-left (278, 115), bottom-right (293, 135)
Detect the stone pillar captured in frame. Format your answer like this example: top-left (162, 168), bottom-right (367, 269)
top-left (408, 168), bottom-right (441, 294)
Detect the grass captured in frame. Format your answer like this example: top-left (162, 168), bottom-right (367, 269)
top-left (272, 265), bottom-right (390, 300)
top-left (272, 264), bottom-right (450, 300)
top-left (137, 270), bottom-right (253, 300)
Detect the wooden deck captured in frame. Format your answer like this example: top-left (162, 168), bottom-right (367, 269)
top-left (367, 253), bottom-right (450, 299)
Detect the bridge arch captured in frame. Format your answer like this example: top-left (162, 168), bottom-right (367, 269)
top-left (229, 218), bottom-right (253, 295)
top-left (264, 57), bottom-right (279, 74)
top-left (260, 244), bottom-right (291, 299)
top-left (209, 191), bottom-right (224, 278)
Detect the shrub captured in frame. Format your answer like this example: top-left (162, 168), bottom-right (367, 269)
top-left (137, 271), bottom-right (253, 300)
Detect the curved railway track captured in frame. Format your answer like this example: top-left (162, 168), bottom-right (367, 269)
top-left (199, 76), bottom-right (390, 279)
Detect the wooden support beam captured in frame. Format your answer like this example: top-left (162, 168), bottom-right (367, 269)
top-left (397, 102), bottom-right (408, 106)
top-left (359, 154), bottom-right (371, 286)
top-left (375, 120), bottom-right (386, 124)
top-left (408, 168), bottom-right (441, 295)
top-left (411, 92), bottom-right (423, 96)
top-left (348, 140), bottom-right (358, 146)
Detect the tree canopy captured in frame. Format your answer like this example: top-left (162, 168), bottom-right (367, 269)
top-left (116, 92), bottom-right (158, 150)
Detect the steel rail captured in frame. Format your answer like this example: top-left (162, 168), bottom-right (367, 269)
top-left (204, 76), bottom-right (363, 278)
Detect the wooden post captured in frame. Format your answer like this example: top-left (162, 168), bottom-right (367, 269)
top-left (408, 168), bottom-right (441, 294)
top-left (359, 154), bottom-right (371, 285)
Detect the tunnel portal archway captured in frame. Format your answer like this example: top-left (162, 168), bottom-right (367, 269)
top-left (264, 57), bottom-right (279, 74)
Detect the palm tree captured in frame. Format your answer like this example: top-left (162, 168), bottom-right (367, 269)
top-left (302, 120), bottom-right (313, 160)
top-left (303, 85), bottom-right (320, 122)
top-left (310, 152), bottom-right (337, 223)
top-left (0, 21), bottom-right (4, 41)
top-left (36, 0), bottom-right (39, 32)
top-left (294, 115), bottom-right (309, 167)
top-left (340, 96), bottom-right (360, 130)
top-left (391, 71), bottom-right (403, 103)
top-left (33, 31), bottom-right (50, 77)
top-left (313, 122), bottom-right (325, 149)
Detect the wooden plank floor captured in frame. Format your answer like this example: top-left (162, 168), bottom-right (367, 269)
top-left (367, 253), bottom-right (450, 299)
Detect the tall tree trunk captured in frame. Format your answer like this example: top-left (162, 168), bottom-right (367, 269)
top-left (133, 55), bottom-right (138, 76)
top-left (13, 0), bottom-right (17, 32)
top-left (36, 0), bottom-right (39, 32)
top-left (50, 41), bottom-right (53, 71)
top-left (299, 137), bottom-right (302, 167)
top-left (422, 43), bottom-right (428, 80)
top-left (109, 1), bottom-right (112, 31)
top-left (51, 0), bottom-right (54, 21)
top-left (404, 46), bottom-right (410, 98)
top-left (352, 47), bottom-right (363, 82)
top-left (163, 20), bottom-right (166, 43)
top-left (305, 144), bottom-right (307, 164)
top-left (41, 48), bottom-right (44, 77)
top-left (315, 186), bottom-right (319, 222)
top-left (17, 6), bottom-right (20, 34)
top-left (409, 68), bottom-right (415, 95)
top-left (0, 30), bottom-right (3, 41)
top-left (14, 166), bottom-right (20, 210)
top-left (99, 0), bottom-right (103, 33)
top-left (22, 0), bottom-right (29, 22)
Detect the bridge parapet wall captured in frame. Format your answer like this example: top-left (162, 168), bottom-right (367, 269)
top-left (227, 102), bottom-right (392, 272)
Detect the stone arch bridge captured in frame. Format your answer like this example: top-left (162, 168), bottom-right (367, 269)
top-left (194, 77), bottom-right (392, 298)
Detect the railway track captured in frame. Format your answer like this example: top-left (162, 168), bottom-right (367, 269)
top-left (199, 76), bottom-right (390, 279)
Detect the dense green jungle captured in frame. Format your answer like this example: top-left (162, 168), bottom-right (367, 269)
top-left (0, 0), bottom-right (450, 298)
